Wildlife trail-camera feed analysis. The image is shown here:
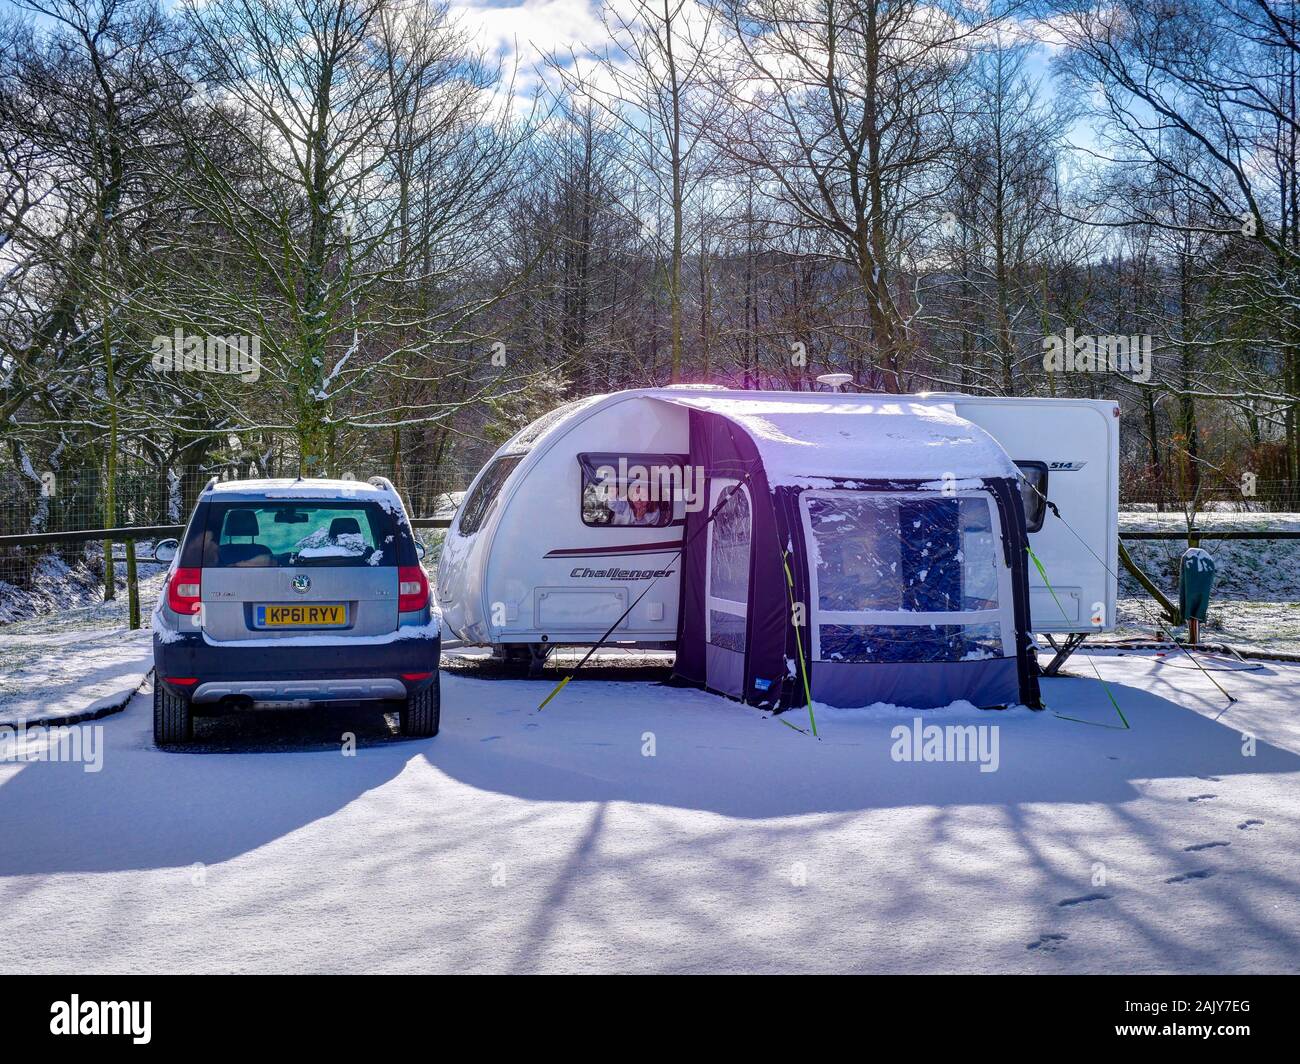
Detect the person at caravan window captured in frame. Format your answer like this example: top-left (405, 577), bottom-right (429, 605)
top-left (608, 484), bottom-right (666, 526)
top-left (579, 452), bottom-right (683, 527)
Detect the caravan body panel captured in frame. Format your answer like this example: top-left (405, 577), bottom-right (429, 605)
top-left (951, 397), bottom-right (1118, 633)
top-left (438, 395), bottom-right (690, 647)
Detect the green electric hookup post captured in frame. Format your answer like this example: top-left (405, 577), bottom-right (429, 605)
top-left (1179, 548), bottom-right (1217, 647)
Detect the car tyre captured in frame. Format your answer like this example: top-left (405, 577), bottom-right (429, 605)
top-left (153, 677), bottom-right (194, 744)
top-left (399, 678), bottom-right (440, 738)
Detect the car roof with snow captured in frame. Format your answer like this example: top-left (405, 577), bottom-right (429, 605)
top-left (201, 477), bottom-right (408, 511)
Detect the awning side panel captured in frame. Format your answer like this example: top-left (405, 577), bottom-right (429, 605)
top-left (810, 658), bottom-right (1022, 709)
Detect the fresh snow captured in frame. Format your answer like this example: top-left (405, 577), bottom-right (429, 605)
top-left (650, 394), bottom-right (1020, 484)
top-left (0, 549), bottom-right (166, 626)
top-left (0, 627), bottom-right (151, 728)
top-left (0, 564), bottom-right (167, 646)
top-left (1117, 512), bottom-right (1300, 654)
top-left (206, 476), bottom-right (407, 515)
top-left (293, 528), bottom-right (368, 558)
top-left (1, 643), bottom-right (1297, 973)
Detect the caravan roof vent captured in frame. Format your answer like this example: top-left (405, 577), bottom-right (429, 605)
top-left (816, 373), bottom-right (854, 391)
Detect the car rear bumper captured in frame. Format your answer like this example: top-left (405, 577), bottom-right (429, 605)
top-left (153, 630), bottom-right (440, 702)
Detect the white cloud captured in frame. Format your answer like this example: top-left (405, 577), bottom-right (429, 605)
top-left (450, 0), bottom-right (609, 69)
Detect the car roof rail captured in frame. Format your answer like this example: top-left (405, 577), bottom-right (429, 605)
top-left (367, 475), bottom-right (396, 493)
top-left (200, 475), bottom-right (220, 495)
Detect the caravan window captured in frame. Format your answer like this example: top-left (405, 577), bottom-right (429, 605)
top-left (458, 455), bottom-right (523, 535)
top-left (802, 492), bottom-right (1011, 664)
top-left (1015, 461), bottom-right (1049, 533)
top-left (579, 452), bottom-right (688, 528)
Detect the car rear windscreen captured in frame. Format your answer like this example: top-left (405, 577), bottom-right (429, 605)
top-left (203, 501), bottom-right (400, 568)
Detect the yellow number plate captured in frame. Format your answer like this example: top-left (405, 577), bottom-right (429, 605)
top-left (257, 604), bottom-right (347, 628)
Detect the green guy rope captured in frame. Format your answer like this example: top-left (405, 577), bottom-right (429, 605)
top-left (1027, 545), bottom-right (1130, 730)
top-left (783, 551), bottom-right (818, 737)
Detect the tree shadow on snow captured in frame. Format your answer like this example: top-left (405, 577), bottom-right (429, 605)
top-left (0, 696), bottom-right (420, 876)
top-left (420, 669), bottom-right (1300, 819)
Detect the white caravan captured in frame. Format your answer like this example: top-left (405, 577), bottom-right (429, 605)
top-left (436, 388), bottom-right (1118, 665)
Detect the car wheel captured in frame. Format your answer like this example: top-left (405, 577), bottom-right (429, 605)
top-left (153, 676), bottom-right (194, 744)
top-left (399, 678), bottom-right (440, 738)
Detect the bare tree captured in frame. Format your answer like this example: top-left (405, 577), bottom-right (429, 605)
top-left (922, 35), bottom-right (1074, 394)
top-left (549, 0), bottom-right (719, 382)
top-left (1058, 0), bottom-right (1300, 490)
top-left (706, 0), bottom-right (986, 389)
top-left (160, 0), bottom-right (525, 473)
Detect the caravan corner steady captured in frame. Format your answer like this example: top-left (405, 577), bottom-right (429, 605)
top-left (436, 388), bottom-right (1118, 710)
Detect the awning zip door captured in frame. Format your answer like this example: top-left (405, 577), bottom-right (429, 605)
top-left (705, 479), bottom-right (752, 655)
top-left (704, 478), bottom-right (752, 697)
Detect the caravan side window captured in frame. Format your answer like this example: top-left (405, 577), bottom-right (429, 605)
top-left (1014, 461), bottom-right (1049, 533)
top-left (458, 454), bottom-right (523, 535)
top-left (579, 452), bottom-right (688, 528)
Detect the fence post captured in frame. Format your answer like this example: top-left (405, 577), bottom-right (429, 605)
top-left (125, 539), bottom-right (140, 630)
top-left (103, 535), bottom-right (115, 600)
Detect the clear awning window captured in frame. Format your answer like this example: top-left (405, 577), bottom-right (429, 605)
top-left (801, 491), bottom-right (1013, 663)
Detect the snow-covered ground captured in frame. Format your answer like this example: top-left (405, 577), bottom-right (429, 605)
top-left (0, 626), bottom-right (152, 727)
top-left (1118, 512), bottom-right (1300, 654)
top-left (0, 568), bottom-right (165, 725)
top-left (1, 645), bottom-right (1296, 973)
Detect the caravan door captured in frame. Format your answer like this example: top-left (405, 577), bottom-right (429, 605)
top-left (704, 478), bottom-right (752, 697)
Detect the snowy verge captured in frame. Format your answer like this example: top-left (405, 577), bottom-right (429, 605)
top-left (0, 627), bottom-right (152, 728)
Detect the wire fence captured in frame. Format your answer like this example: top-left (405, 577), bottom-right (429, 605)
top-left (5, 466), bottom-right (1295, 537)
top-left (0, 463), bottom-right (469, 537)
top-left (3, 459), bottom-right (1299, 628)
top-left (1122, 479), bottom-right (1300, 514)
top-left (0, 463), bottom-right (468, 617)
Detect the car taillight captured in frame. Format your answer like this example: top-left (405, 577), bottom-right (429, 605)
top-left (167, 566), bottom-right (202, 615)
top-left (398, 565), bottom-right (430, 612)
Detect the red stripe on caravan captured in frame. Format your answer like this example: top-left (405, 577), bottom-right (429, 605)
top-left (544, 541), bottom-right (683, 559)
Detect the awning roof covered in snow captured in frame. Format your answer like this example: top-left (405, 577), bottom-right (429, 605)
top-left (647, 394), bottom-right (1019, 485)
top-left (660, 390), bottom-right (1041, 711)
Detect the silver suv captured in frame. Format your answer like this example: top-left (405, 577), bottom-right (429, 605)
top-left (151, 477), bottom-right (440, 744)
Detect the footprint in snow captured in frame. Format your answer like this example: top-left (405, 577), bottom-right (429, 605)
top-left (1238, 819), bottom-right (1264, 830)
top-left (1187, 794), bottom-right (1218, 803)
top-left (1166, 869), bottom-right (1216, 884)
top-left (1027, 933), bottom-right (1068, 952)
top-left (1184, 841), bottom-right (1230, 852)
top-left (1197, 775), bottom-right (1222, 782)
top-left (480, 735), bottom-right (502, 742)
top-left (1058, 893), bottom-right (1110, 907)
